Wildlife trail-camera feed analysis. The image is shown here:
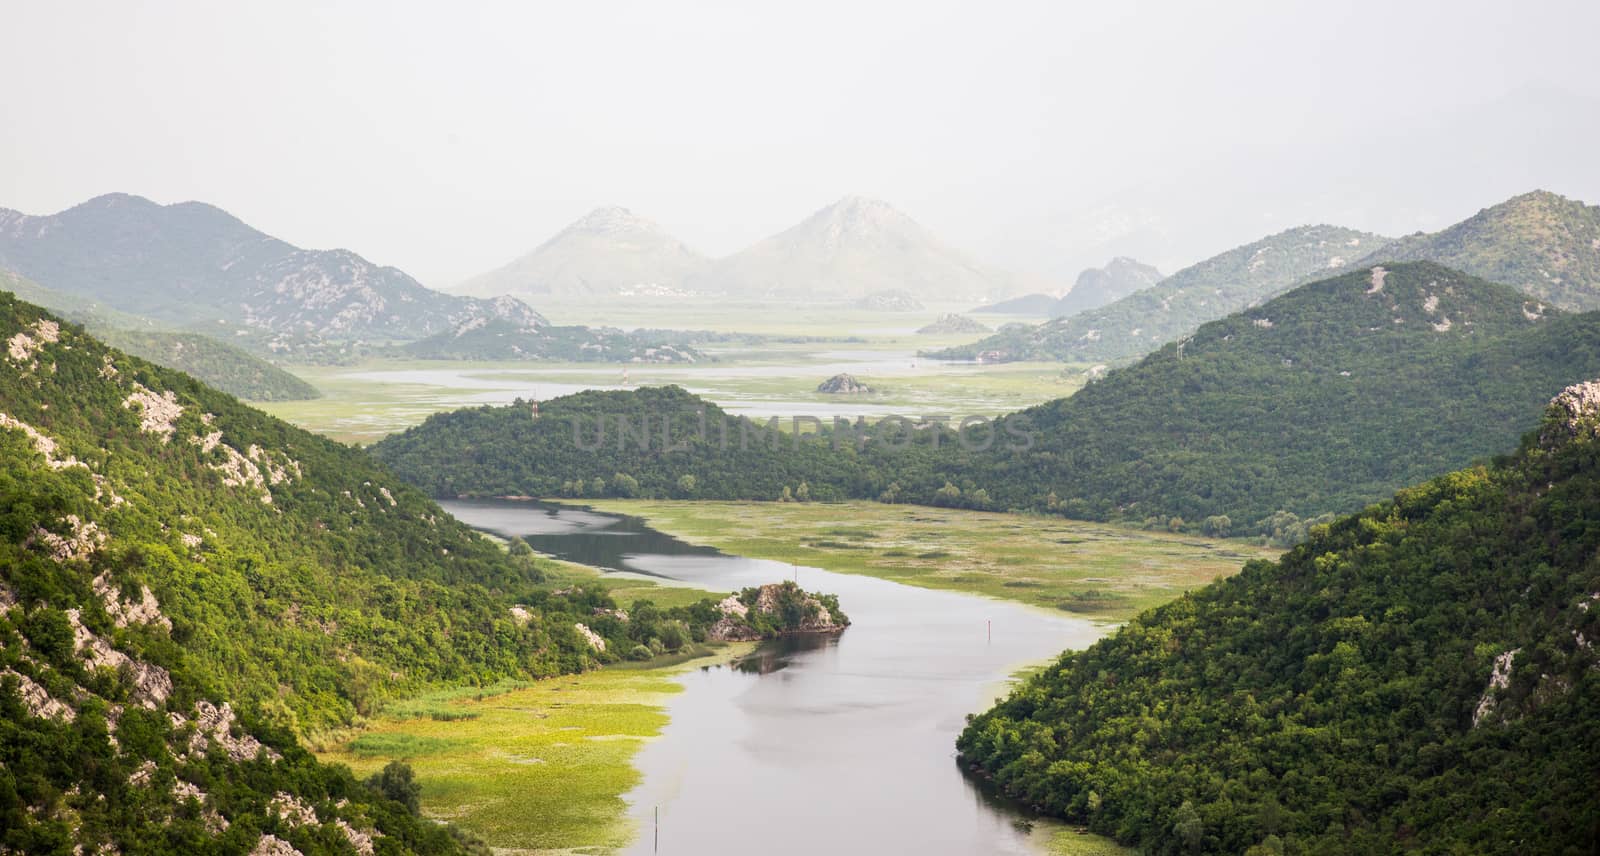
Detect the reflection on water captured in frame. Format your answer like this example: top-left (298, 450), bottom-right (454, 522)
top-left (442, 498), bottom-right (1107, 856)
top-left (441, 498), bottom-right (718, 574)
top-left (729, 633), bottom-right (839, 675)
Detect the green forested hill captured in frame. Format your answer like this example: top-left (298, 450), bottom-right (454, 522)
top-left (372, 263), bottom-right (1600, 541)
top-left (956, 382), bottom-right (1600, 854)
top-left (0, 295), bottom-right (570, 850)
top-left (1351, 189), bottom-right (1600, 312)
top-left (3, 270), bottom-right (320, 401)
top-left (930, 224), bottom-right (1390, 363)
top-left (0, 292), bottom-right (855, 851)
top-left (961, 261), bottom-right (1600, 532)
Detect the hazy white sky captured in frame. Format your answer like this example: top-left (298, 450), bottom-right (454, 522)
top-left (4, 0), bottom-right (1598, 286)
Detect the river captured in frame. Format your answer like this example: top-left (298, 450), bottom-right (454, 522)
top-left (440, 498), bottom-right (1107, 855)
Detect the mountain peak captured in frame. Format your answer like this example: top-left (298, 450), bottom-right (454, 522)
top-left (814, 195), bottom-right (912, 229)
top-left (78, 191), bottom-right (158, 209)
top-left (456, 206), bottom-right (708, 298)
top-left (566, 205), bottom-right (665, 236)
top-left (683, 195), bottom-right (1008, 300)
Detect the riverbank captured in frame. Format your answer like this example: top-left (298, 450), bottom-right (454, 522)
top-left (582, 500), bottom-right (1276, 623)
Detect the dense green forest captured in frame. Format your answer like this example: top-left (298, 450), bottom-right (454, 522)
top-left (372, 262), bottom-right (1600, 542)
top-left (929, 224), bottom-right (1390, 363)
top-left (0, 294), bottom-right (845, 851)
top-left (955, 381), bottom-right (1600, 854)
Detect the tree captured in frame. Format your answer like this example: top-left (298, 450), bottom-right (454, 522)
top-left (934, 482), bottom-right (961, 506)
top-left (795, 481), bottom-right (811, 502)
top-left (1202, 515), bottom-right (1231, 537)
top-left (367, 761), bottom-right (422, 815)
top-left (1173, 800), bottom-right (1203, 853)
top-left (612, 472), bottom-right (639, 498)
top-left (675, 474), bottom-right (697, 497)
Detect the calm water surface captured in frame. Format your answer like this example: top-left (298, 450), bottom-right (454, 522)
top-left (441, 498), bottom-right (1107, 855)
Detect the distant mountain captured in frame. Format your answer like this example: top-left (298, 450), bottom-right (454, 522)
top-left (1052, 257), bottom-right (1163, 318)
top-left (1, 268), bottom-right (318, 400)
top-left (0, 193), bottom-right (547, 346)
top-left (854, 289), bottom-right (925, 311)
top-left (687, 196), bottom-right (1018, 301)
top-left (1349, 189), bottom-right (1600, 311)
top-left (959, 382), bottom-right (1600, 854)
top-left (974, 257), bottom-right (1162, 318)
top-left (972, 292), bottom-right (1059, 316)
top-left (917, 314), bottom-right (990, 335)
top-left (399, 317), bottom-right (702, 362)
top-left (456, 206), bottom-right (710, 298)
top-left (933, 224), bottom-right (1390, 362)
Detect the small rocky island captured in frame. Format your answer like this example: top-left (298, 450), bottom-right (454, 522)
top-left (708, 581), bottom-right (850, 641)
top-left (917, 313), bottom-right (991, 335)
top-left (817, 372), bottom-right (874, 394)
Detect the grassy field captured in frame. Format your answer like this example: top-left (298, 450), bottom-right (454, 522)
top-left (317, 650), bottom-right (747, 854)
top-left (312, 545), bottom-right (743, 853)
top-left (1038, 827), bottom-right (1139, 855)
top-left (583, 500), bottom-right (1278, 623)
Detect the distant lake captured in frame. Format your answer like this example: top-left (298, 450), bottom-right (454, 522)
top-left (442, 498), bottom-right (1106, 855)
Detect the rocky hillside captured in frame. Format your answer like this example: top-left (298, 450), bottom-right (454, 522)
top-left (934, 224), bottom-right (1390, 362)
top-left (957, 380), bottom-right (1600, 854)
top-left (687, 196), bottom-right (1018, 301)
top-left (0, 293), bottom-right (614, 732)
top-left (0, 294), bottom-right (652, 850)
top-left (0, 193), bottom-right (547, 347)
top-left (1350, 189), bottom-right (1600, 311)
top-left (455, 206), bottom-right (710, 298)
